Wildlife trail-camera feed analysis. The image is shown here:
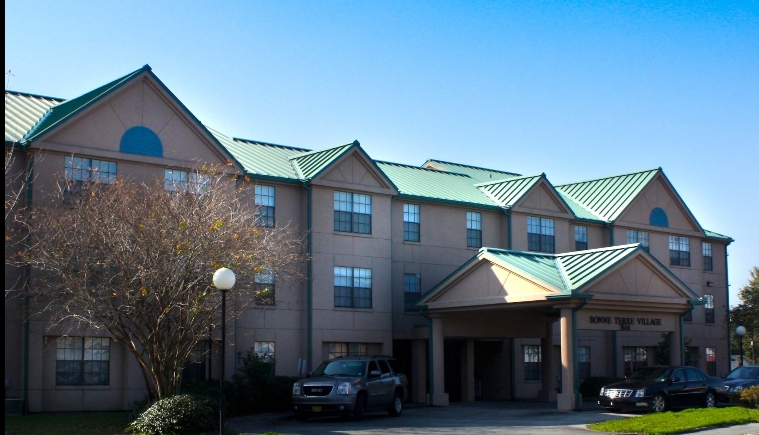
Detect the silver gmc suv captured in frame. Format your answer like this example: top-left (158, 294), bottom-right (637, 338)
top-left (291, 355), bottom-right (408, 420)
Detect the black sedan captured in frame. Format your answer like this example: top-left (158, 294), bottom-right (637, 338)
top-left (718, 365), bottom-right (759, 402)
top-left (598, 366), bottom-right (723, 413)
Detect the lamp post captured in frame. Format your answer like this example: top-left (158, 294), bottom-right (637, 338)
top-left (736, 326), bottom-right (746, 367)
top-left (213, 268), bottom-right (235, 435)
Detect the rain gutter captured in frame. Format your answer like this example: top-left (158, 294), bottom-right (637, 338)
top-left (503, 209), bottom-right (512, 250)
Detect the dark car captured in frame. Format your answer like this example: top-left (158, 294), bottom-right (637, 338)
top-left (718, 365), bottom-right (759, 402)
top-left (598, 366), bottom-right (722, 413)
top-left (291, 355), bottom-right (408, 421)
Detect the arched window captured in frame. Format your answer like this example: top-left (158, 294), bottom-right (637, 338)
top-left (120, 126), bottom-right (163, 157)
top-left (649, 207), bottom-right (669, 227)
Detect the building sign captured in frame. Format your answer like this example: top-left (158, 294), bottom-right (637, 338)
top-left (578, 310), bottom-right (675, 332)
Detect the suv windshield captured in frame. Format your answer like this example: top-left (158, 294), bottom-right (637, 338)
top-left (627, 367), bottom-right (671, 382)
top-left (726, 366), bottom-right (759, 380)
top-left (312, 360), bottom-right (367, 377)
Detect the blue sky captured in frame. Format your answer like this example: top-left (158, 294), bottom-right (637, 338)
top-left (6, 1), bottom-right (758, 307)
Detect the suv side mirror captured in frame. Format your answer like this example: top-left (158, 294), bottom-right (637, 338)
top-left (369, 370), bottom-right (382, 378)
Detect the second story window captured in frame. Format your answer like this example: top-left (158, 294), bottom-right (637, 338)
top-left (254, 185), bottom-right (275, 227)
top-left (466, 212), bottom-right (482, 248)
top-left (334, 191), bottom-right (371, 234)
top-left (403, 204), bottom-right (420, 242)
top-left (404, 273), bottom-right (421, 304)
top-left (334, 266), bottom-right (372, 308)
top-left (164, 169), bottom-right (209, 194)
top-left (527, 217), bottom-right (555, 253)
top-left (64, 157), bottom-right (117, 191)
top-left (254, 268), bottom-right (275, 306)
top-left (575, 226), bottom-right (588, 251)
top-left (669, 236), bottom-right (691, 267)
top-left (627, 230), bottom-right (649, 251)
top-left (702, 242), bottom-right (713, 271)
top-left (704, 294), bottom-right (714, 323)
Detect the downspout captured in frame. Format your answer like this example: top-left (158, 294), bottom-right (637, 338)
top-left (572, 298), bottom-right (590, 409)
top-left (303, 183), bottom-right (313, 371)
top-left (22, 151), bottom-right (34, 415)
top-left (504, 210), bottom-right (512, 250)
top-left (606, 223), bottom-right (614, 246)
top-left (724, 244), bottom-right (730, 369)
top-left (681, 302), bottom-right (696, 364)
top-left (510, 338), bottom-right (516, 400)
top-left (419, 310), bottom-right (434, 405)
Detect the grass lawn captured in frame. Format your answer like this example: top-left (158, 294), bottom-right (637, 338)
top-left (588, 407), bottom-right (759, 435)
top-left (4, 412), bottom-right (132, 435)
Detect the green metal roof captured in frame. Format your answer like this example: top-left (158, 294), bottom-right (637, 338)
top-left (423, 159), bottom-right (521, 182)
top-left (555, 245), bottom-right (639, 291)
top-left (5, 91), bottom-right (63, 144)
top-left (476, 174), bottom-right (543, 209)
top-left (290, 142), bottom-right (356, 180)
top-left (555, 168), bottom-right (660, 222)
top-left (557, 192), bottom-right (606, 223)
top-left (24, 66), bottom-right (148, 142)
top-left (208, 128), bottom-right (306, 180)
top-left (486, 249), bottom-right (567, 290)
top-left (377, 161), bottom-right (499, 208)
top-left (703, 229), bottom-right (733, 242)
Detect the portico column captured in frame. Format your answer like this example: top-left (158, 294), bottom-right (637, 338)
top-left (461, 339), bottom-right (475, 402)
top-left (539, 321), bottom-right (556, 402)
top-left (411, 339), bottom-right (427, 404)
top-left (558, 308), bottom-right (575, 411)
top-left (431, 316), bottom-right (449, 406)
top-left (670, 325), bottom-right (682, 366)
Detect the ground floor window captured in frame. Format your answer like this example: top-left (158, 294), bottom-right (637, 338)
top-left (56, 337), bottom-right (110, 386)
top-left (524, 345), bottom-right (542, 381)
top-left (578, 346), bottom-right (591, 379)
top-left (182, 341), bottom-right (208, 382)
top-left (706, 347), bottom-right (717, 376)
top-left (329, 342), bottom-right (367, 359)
top-left (255, 341), bottom-right (275, 362)
top-left (623, 346), bottom-right (648, 376)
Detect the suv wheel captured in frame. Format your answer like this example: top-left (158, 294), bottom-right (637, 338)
top-left (353, 393), bottom-right (366, 421)
top-left (388, 391), bottom-right (403, 417)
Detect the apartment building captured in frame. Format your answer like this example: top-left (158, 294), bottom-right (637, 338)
top-left (5, 65), bottom-right (732, 412)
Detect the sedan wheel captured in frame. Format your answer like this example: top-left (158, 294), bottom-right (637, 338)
top-left (705, 391), bottom-right (716, 408)
top-left (652, 394), bottom-right (668, 412)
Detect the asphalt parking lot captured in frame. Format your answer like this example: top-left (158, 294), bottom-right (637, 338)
top-left (229, 401), bottom-right (759, 435)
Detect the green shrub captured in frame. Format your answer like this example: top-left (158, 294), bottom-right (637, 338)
top-left (225, 351), bottom-right (298, 416)
top-left (579, 377), bottom-right (622, 399)
top-left (127, 394), bottom-right (217, 435)
top-left (740, 385), bottom-right (759, 409)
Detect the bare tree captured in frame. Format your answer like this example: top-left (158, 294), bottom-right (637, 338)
top-left (13, 168), bottom-right (306, 400)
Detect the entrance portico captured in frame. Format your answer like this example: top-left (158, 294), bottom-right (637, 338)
top-left (416, 244), bottom-right (702, 410)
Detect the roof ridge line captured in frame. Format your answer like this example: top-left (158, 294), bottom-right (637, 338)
top-left (480, 247), bottom-right (556, 257)
top-left (376, 160), bottom-right (473, 177)
top-left (5, 90), bottom-right (66, 102)
top-left (555, 168), bottom-right (661, 188)
top-left (556, 243), bottom-right (640, 257)
top-left (288, 142), bottom-right (355, 160)
top-left (423, 159), bottom-right (522, 176)
top-left (474, 173), bottom-right (542, 187)
top-left (231, 136), bottom-right (310, 151)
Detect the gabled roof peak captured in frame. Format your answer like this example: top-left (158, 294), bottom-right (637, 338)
top-left (556, 167), bottom-right (661, 187)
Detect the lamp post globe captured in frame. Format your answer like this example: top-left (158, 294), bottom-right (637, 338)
top-left (213, 267), bottom-right (235, 435)
top-left (736, 326), bottom-right (746, 367)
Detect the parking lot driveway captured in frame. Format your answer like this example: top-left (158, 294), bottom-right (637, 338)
top-left (231, 401), bottom-right (631, 435)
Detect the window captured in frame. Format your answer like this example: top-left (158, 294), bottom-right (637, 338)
top-left (704, 294), bottom-right (715, 323)
top-left (404, 273), bottom-right (421, 304)
top-left (669, 236), bottom-right (691, 267)
top-left (334, 267), bottom-right (372, 308)
top-left (403, 204), bottom-right (420, 242)
top-left (702, 242), bottom-right (713, 271)
top-left (683, 310), bottom-right (692, 322)
top-left (575, 226), bottom-right (588, 251)
top-left (255, 341), bottom-right (275, 362)
top-left (649, 207), bottom-right (669, 227)
top-left (164, 169), bottom-right (209, 194)
top-left (623, 346), bottom-right (648, 376)
top-left (627, 230), bottom-right (649, 251)
top-left (524, 345), bottom-right (541, 381)
top-left (706, 347), bottom-right (716, 376)
top-left (254, 185), bottom-right (275, 227)
top-left (65, 157), bottom-right (118, 185)
top-left (328, 342), bottom-right (367, 359)
top-left (182, 341), bottom-right (208, 382)
top-left (254, 268), bottom-right (275, 306)
top-left (527, 217), bottom-right (555, 253)
top-left (56, 337), bottom-right (110, 386)
top-left (334, 191), bottom-right (371, 234)
top-left (466, 212), bottom-right (482, 248)
top-left (578, 346), bottom-right (591, 380)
